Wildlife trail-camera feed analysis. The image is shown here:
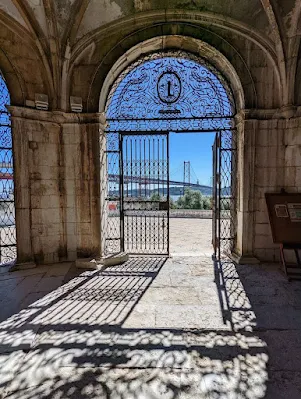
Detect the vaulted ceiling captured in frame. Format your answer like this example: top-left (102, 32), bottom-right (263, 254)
top-left (0, 0), bottom-right (301, 109)
top-left (1, 1), bottom-right (300, 45)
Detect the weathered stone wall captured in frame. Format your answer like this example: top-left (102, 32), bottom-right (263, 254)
top-left (252, 115), bottom-right (301, 262)
top-left (10, 108), bottom-right (104, 265)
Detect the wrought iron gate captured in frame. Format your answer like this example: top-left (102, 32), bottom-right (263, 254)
top-left (120, 133), bottom-right (169, 254)
top-left (105, 132), bottom-right (122, 254)
top-left (104, 51), bottom-right (238, 257)
top-left (212, 129), bottom-right (237, 259)
top-left (0, 74), bottom-right (16, 265)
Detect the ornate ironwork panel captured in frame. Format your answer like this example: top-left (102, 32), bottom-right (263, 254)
top-left (105, 51), bottom-right (237, 257)
top-left (212, 135), bottom-right (218, 254)
top-left (106, 51), bottom-right (235, 133)
top-left (107, 117), bottom-right (233, 133)
top-left (121, 133), bottom-right (169, 255)
top-left (213, 130), bottom-right (237, 258)
top-left (0, 73), bottom-right (16, 265)
top-left (105, 132), bottom-right (122, 254)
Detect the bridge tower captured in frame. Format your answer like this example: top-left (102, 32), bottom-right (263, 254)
top-left (183, 161), bottom-right (191, 195)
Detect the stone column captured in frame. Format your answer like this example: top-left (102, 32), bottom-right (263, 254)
top-left (10, 107), bottom-right (65, 266)
top-left (10, 114), bottom-right (35, 266)
top-left (99, 123), bottom-right (107, 258)
top-left (61, 113), bottom-right (106, 261)
top-left (9, 107), bottom-right (107, 267)
top-left (232, 112), bottom-right (259, 264)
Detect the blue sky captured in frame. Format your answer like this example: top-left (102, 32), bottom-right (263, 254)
top-left (170, 132), bottom-right (215, 186)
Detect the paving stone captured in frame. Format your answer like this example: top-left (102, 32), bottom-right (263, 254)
top-left (254, 304), bottom-right (301, 330)
top-left (155, 304), bottom-right (228, 330)
top-left (4, 359), bottom-right (268, 399)
top-left (0, 279), bottom-right (25, 303)
top-left (141, 287), bottom-right (201, 305)
top-left (123, 304), bottom-right (156, 328)
top-left (45, 263), bottom-right (73, 277)
top-left (0, 351), bottom-right (26, 398)
top-left (0, 253), bottom-right (301, 399)
top-left (0, 316), bottom-right (41, 353)
top-left (32, 276), bottom-right (65, 293)
top-left (1, 276), bottom-right (44, 307)
top-left (258, 331), bottom-right (301, 372)
top-left (265, 371), bottom-right (301, 399)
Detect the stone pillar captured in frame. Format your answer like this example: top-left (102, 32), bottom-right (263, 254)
top-left (10, 107), bottom-right (66, 265)
top-left (9, 106), bottom-right (106, 267)
top-left (61, 121), bottom-right (80, 262)
top-left (72, 114), bottom-right (105, 259)
top-left (99, 124), bottom-right (107, 258)
top-left (232, 112), bottom-right (259, 264)
top-left (252, 116), bottom-right (285, 262)
top-left (10, 116), bottom-right (34, 265)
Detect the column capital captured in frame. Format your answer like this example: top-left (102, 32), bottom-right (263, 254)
top-left (8, 106), bottom-right (106, 128)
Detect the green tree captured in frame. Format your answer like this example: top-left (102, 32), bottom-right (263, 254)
top-left (203, 196), bottom-right (212, 210)
top-left (150, 192), bottom-right (160, 201)
top-left (174, 189), bottom-right (213, 210)
top-left (169, 197), bottom-right (176, 209)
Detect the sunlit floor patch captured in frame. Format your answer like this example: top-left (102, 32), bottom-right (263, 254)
top-left (1, 254), bottom-right (301, 398)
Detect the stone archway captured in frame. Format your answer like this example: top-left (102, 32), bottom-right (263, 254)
top-left (99, 36), bottom-right (245, 113)
top-left (100, 49), bottom-right (239, 258)
top-left (98, 36), bottom-right (259, 263)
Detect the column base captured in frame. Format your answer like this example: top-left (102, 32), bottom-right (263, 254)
top-left (230, 252), bottom-right (260, 265)
top-left (76, 252), bottom-right (129, 269)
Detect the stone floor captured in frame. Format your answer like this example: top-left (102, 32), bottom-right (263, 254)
top-left (0, 219), bottom-right (301, 398)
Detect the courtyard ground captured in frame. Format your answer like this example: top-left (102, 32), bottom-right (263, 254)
top-left (0, 219), bottom-right (300, 398)
top-left (169, 218), bottom-right (212, 256)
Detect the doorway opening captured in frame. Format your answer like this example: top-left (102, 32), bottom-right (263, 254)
top-left (104, 51), bottom-right (237, 259)
top-left (169, 132), bottom-right (215, 256)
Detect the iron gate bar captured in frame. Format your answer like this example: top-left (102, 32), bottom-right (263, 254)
top-left (218, 131), bottom-right (222, 260)
top-left (215, 129), bottom-right (237, 259)
top-left (120, 133), bottom-right (169, 255)
top-left (0, 75), bottom-right (16, 265)
top-left (167, 132), bottom-right (170, 256)
top-left (119, 133), bottom-right (124, 252)
top-left (105, 132), bottom-right (122, 254)
top-left (212, 135), bottom-right (218, 257)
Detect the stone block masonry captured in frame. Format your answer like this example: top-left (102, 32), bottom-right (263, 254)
top-left (253, 118), bottom-right (301, 262)
top-left (9, 107), bottom-right (106, 266)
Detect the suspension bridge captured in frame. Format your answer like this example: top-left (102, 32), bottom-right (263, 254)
top-left (0, 161), bottom-right (213, 194)
top-left (108, 161), bottom-right (212, 194)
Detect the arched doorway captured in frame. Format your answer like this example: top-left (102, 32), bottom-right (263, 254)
top-left (0, 72), bottom-right (16, 265)
top-left (104, 51), bottom-right (237, 258)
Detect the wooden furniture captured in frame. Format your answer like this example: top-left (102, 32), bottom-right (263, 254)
top-left (279, 243), bottom-right (301, 281)
top-left (265, 192), bottom-right (301, 281)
